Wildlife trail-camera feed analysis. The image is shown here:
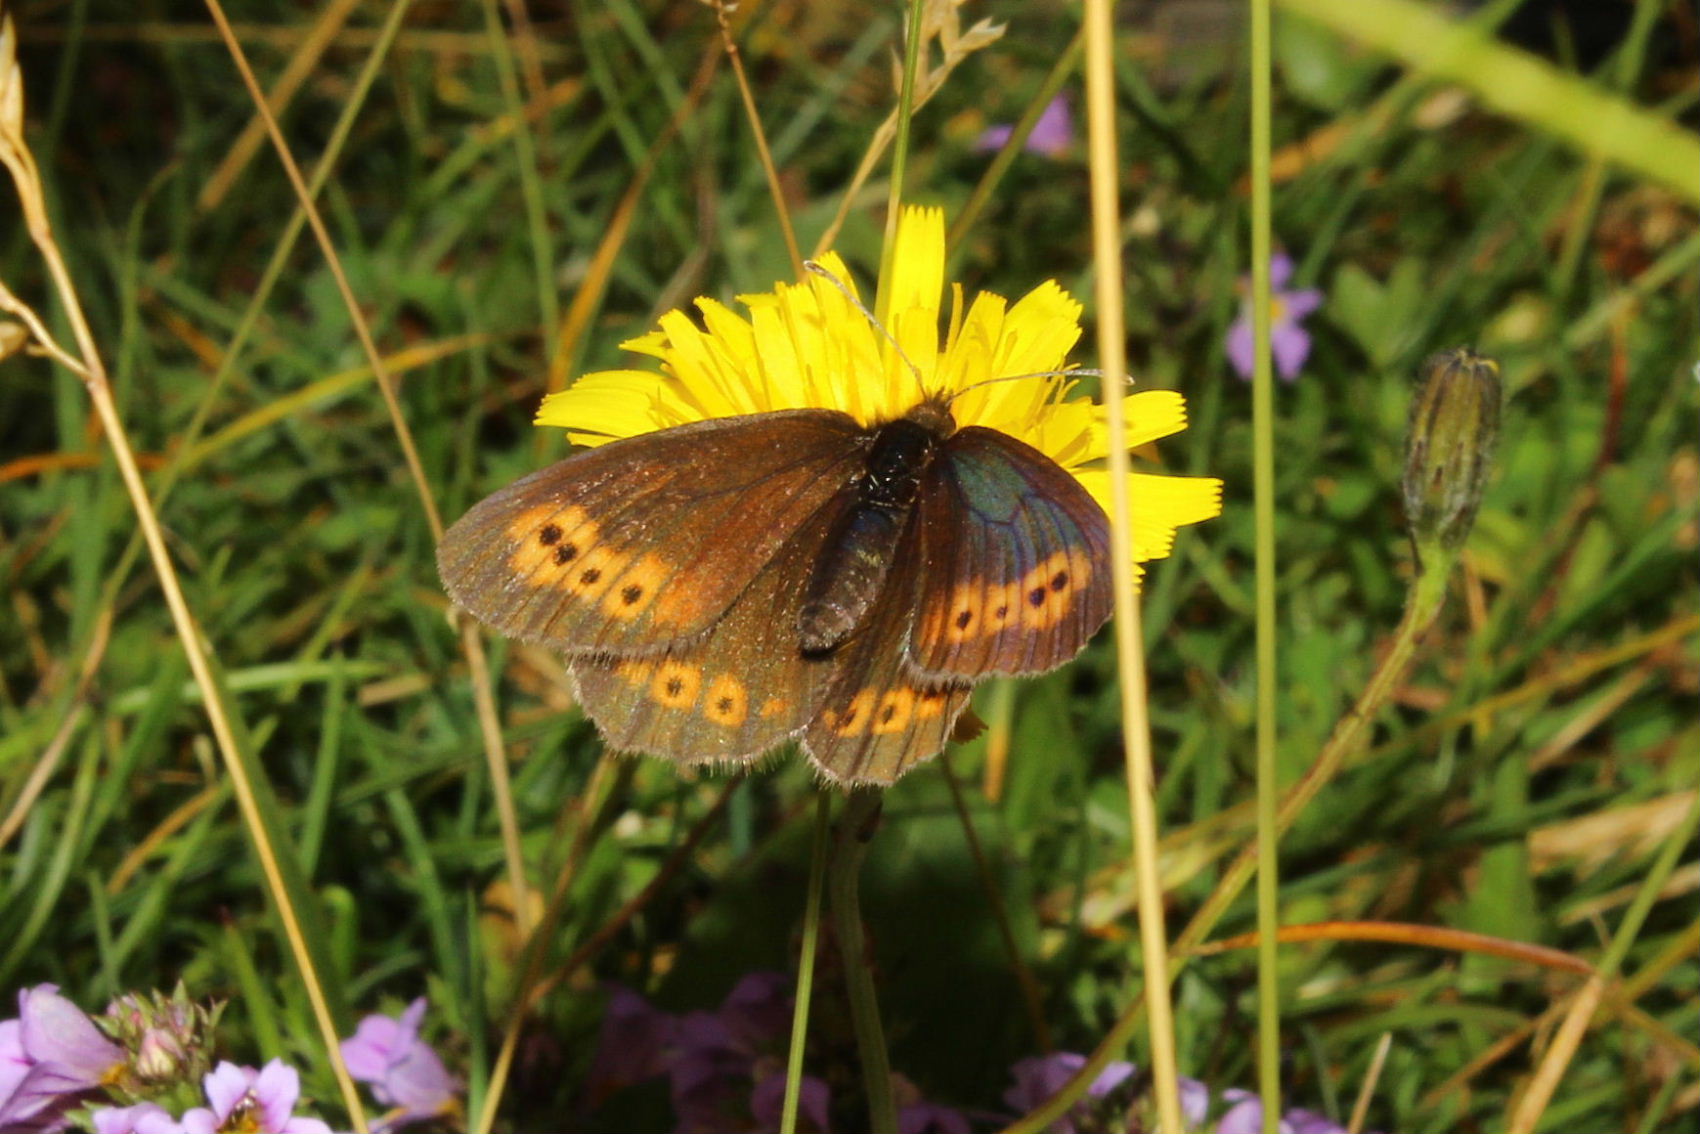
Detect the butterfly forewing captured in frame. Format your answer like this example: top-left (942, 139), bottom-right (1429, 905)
top-left (802, 513), bottom-right (975, 785)
top-left (908, 426), bottom-right (1112, 679)
top-left (570, 492), bottom-right (853, 765)
top-left (437, 410), bottom-right (865, 656)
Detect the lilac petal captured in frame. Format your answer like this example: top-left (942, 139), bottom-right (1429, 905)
top-left (252, 1059), bottom-right (303, 1131)
top-left (1, 1018), bottom-right (33, 1101)
top-left (201, 1062), bottom-right (255, 1123)
top-left (178, 1108), bottom-right (217, 1134)
top-left (749, 1070), bottom-right (831, 1132)
top-left (92, 1103), bottom-right (177, 1134)
top-left (280, 1118), bottom-right (332, 1134)
top-left (1282, 287), bottom-right (1324, 320)
top-left (1226, 313), bottom-right (1257, 380)
top-left (1004, 1052), bottom-right (1088, 1128)
top-left (720, 973), bottom-right (792, 1053)
top-left (342, 1016), bottom-right (407, 1083)
top-left (588, 986), bottom-right (674, 1097)
top-left (899, 1100), bottom-right (972, 1134)
top-left (1284, 1108), bottom-right (1348, 1134)
top-left (395, 999), bottom-right (427, 1040)
top-left (1269, 252), bottom-right (1295, 288)
top-left (1177, 1076), bottom-right (1211, 1128)
top-left (1217, 1089), bottom-right (1280, 1134)
top-left (1271, 321), bottom-right (1313, 381)
top-left (382, 1038), bottom-right (459, 1116)
top-left (1088, 1059), bottom-right (1135, 1098)
top-left (1028, 95), bottom-right (1074, 157)
top-left (18, 985), bottom-right (124, 1088)
top-left (975, 123), bottom-right (1015, 153)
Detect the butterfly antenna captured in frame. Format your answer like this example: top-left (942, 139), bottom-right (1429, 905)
top-left (948, 367), bottom-right (1133, 402)
top-left (803, 260), bottom-right (929, 400)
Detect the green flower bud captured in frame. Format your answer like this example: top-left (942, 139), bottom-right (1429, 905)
top-left (1403, 348), bottom-right (1502, 566)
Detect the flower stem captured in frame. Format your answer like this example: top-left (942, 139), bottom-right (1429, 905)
top-left (829, 787), bottom-right (897, 1133)
top-left (781, 795), bottom-right (834, 1134)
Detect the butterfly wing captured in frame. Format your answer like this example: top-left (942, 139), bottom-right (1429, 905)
top-left (801, 512), bottom-right (975, 786)
top-left (569, 491), bottom-right (851, 765)
top-left (437, 410), bottom-right (865, 656)
top-left (907, 426), bottom-right (1112, 679)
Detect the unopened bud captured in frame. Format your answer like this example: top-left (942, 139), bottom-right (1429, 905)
top-left (1403, 348), bottom-right (1501, 564)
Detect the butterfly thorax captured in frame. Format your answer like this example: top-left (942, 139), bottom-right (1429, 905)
top-left (797, 401), bottom-right (954, 653)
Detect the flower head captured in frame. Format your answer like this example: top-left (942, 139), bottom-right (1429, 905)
top-left (102, 986), bottom-right (220, 1090)
top-left (90, 1102), bottom-right (179, 1134)
top-left (1003, 1052), bottom-right (1135, 1134)
top-left (538, 206), bottom-right (1220, 568)
top-left (1226, 253), bottom-right (1324, 382)
top-left (1, 985), bottom-right (128, 1130)
top-left (1402, 347), bottom-right (1501, 564)
top-left (180, 1060), bottom-right (330, 1134)
top-left (340, 999), bottom-right (461, 1132)
top-left (976, 94), bottom-right (1074, 158)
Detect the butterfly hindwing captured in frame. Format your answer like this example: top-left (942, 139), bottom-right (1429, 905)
top-left (908, 426), bottom-right (1112, 679)
top-left (802, 512), bottom-right (975, 785)
top-left (437, 410), bottom-right (865, 656)
top-left (569, 492), bottom-right (852, 765)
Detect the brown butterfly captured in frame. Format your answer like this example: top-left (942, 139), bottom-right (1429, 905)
top-left (437, 390), bottom-right (1112, 785)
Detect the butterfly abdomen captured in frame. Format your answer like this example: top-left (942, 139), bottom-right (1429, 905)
top-left (798, 416), bottom-right (942, 653)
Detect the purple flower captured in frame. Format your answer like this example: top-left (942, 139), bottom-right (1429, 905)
top-left (1226, 253), bottom-right (1324, 382)
top-left (1003, 1052), bottom-right (1135, 1134)
top-left (586, 985), bottom-right (676, 1103)
top-left (669, 974), bottom-right (796, 1133)
top-left (180, 1060), bottom-right (330, 1134)
top-left (90, 1102), bottom-right (180, 1134)
top-left (1215, 1090), bottom-right (1375, 1134)
top-left (1, 985), bottom-right (129, 1130)
top-left (1177, 1076), bottom-right (1211, 1129)
top-left (340, 998), bottom-right (461, 1130)
top-left (749, 1069), bottom-right (831, 1133)
top-left (976, 95), bottom-right (1074, 158)
top-left (898, 1098), bottom-right (971, 1134)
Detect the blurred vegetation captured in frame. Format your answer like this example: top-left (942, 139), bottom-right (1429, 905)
top-left (0, 1), bottom-right (1695, 1132)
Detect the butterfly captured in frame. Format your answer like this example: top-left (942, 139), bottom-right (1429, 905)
top-left (437, 390), bottom-right (1113, 785)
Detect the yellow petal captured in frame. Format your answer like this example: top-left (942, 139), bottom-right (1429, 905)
top-left (1076, 471), bottom-right (1224, 563)
top-left (536, 370), bottom-right (667, 446)
top-left (1083, 391), bottom-right (1190, 459)
top-left (885, 206), bottom-right (945, 327)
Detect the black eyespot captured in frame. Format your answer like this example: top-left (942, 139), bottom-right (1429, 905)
top-left (955, 610), bottom-right (974, 629)
top-left (881, 704), bottom-right (897, 723)
top-left (994, 605), bottom-right (1008, 619)
top-left (580, 567), bottom-right (602, 585)
top-left (621, 584), bottom-right (643, 605)
top-left (1050, 571), bottom-right (1069, 591)
top-left (716, 697), bottom-right (734, 714)
top-left (665, 678), bottom-right (684, 696)
top-left (1028, 586), bottom-right (1047, 606)
top-left (554, 543), bottom-right (578, 564)
top-left (539, 524), bottom-right (562, 545)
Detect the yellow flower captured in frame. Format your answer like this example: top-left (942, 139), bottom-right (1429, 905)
top-left (538, 206), bottom-right (1221, 564)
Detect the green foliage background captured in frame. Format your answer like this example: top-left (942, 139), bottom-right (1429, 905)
top-left (0, 1), bottom-right (1695, 1131)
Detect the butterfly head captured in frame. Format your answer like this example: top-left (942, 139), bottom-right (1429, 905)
top-left (900, 391), bottom-right (957, 438)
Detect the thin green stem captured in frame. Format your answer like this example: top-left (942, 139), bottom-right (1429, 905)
top-left (1247, 1), bottom-right (1281, 1130)
top-left (481, 0), bottom-right (558, 359)
top-left (830, 788), bottom-right (896, 1133)
top-left (874, 0), bottom-right (928, 323)
top-left (781, 796), bottom-right (833, 1134)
